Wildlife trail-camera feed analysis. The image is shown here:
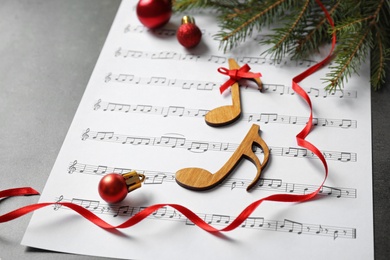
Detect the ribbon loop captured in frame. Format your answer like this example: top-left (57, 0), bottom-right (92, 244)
top-left (218, 64), bottom-right (262, 94)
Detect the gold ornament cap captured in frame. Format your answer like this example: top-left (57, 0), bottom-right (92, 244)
top-left (122, 171), bottom-right (145, 192)
top-left (181, 15), bottom-right (196, 25)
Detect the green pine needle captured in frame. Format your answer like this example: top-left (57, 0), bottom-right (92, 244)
top-left (173, 0), bottom-right (390, 90)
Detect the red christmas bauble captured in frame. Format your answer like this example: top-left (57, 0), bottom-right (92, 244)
top-left (98, 173), bottom-right (128, 203)
top-left (177, 16), bottom-right (202, 48)
top-left (136, 0), bottom-right (172, 29)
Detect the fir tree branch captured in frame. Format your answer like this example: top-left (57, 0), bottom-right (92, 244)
top-left (325, 26), bottom-right (371, 91)
top-left (221, 0), bottom-right (286, 43)
top-left (325, 0), bottom-right (388, 90)
top-left (173, 0), bottom-right (390, 90)
top-left (294, 1), bottom-right (341, 58)
top-left (215, 0), bottom-right (300, 51)
top-left (273, 0), bottom-right (311, 49)
top-left (261, 0), bottom-right (311, 61)
top-left (371, 25), bottom-right (386, 90)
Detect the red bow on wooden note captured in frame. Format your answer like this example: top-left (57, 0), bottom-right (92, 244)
top-left (218, 64), bottom-right (261, 94)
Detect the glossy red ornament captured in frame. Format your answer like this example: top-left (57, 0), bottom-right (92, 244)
top-left (177, 16), bottom-right (202, 48)
top-left (98, 173), bottom-right (128, 204)
top-left (136, 0), bottom-right (172, 29)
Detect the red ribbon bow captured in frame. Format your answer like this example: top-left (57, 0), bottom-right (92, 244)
top-left (218, 64), bottom-right (261, 94)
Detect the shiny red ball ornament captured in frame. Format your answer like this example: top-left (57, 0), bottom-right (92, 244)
top-left (98, 173), bottom-right (128, 204)
top-left (177, 16), bottom-right (202, 48)
top-left (136, 0), bottom-right (172, 29)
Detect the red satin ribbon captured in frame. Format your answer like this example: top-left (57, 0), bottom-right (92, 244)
top-left (0, 0), bottom-right (335, 233)
top-left (218, 64), bottom-right (261, 94)
top-left (0, 187), bottom-right (40, 198)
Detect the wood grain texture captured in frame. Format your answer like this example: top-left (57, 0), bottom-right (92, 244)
top-left (205, 59), bottom-right (262, 126)
top-left (175, 124), bottom-right (269, 191)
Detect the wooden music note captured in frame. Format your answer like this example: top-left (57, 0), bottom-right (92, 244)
top-left (175, 124), bottom-right (269, 191)
top-left (205, 58), bottom-right (262, 127)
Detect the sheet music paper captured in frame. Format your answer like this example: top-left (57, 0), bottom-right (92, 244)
top-left (22, 1), bottom-right (374, 259)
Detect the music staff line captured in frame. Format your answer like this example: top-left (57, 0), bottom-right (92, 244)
top-left (114, 47), bottom-right (326, 69)
top-left (103, 72), bottom-right (357, 99)
top-left (54, 195), bottom-right (356, 240)
top-left (80, 128), bottom-right (357, 163)
top-left (124, 24), bottom-right (217, 38)
top-left (67, 161), bottom-right (357, 199)
top-left (94, 99), bottom-right (357, 129)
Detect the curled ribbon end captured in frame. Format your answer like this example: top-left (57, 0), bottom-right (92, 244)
top-left (0, 187), bottom-right (40, 199)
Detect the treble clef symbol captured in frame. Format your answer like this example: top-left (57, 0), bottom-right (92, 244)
top-left (68, 160), bottom-right (77, 174)
top-left (53, 195), bottom-right (63, 211)
top-left (105, 72), bottom-right (112, 83)
top-left (115, 47), bottom-right (122, 57)
top-left (94, 99), bottom-right (101, 110)
top-left (81, 128), bottom-right (90, 141)
top-left (124, 24), bottom-right (131, 33)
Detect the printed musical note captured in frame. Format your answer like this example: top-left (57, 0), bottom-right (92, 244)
top-left (187, 142), bottom-right (209, 153)
top-left (238, 56), bottom-right (266, 64)
top-left (133, 105), bottom-right (152, 113)
top-left (260, 113), bottom-right (278, 124)
top-left (284, 147), bottom-right (308, 157)
top-left (144, 173), bottom-right (167, 184)
top-left (95, 100), bottom-right (357, 129)
top-left (115, 74), bottom-right (134, 82)
top-left (92, 131), bottom-right (114, 141)
top-left (156, 135), bottom-right (186, 148)
top-left (316, 225), bottom-right (324, 234)
top-left (103, 72), bottom-right (357, 99)
top-left (123, 24), bottom-right (145, 33)
top-left (241, 217), bottom-right (264, 228)
top-left (93, 165), bottom-right (107, 175)
top-left (270, 84), bottom-right (286, 94)
top-left (230, 181), bottom-right (245, 190)
top-left (59, 195), bottom-right (357, 240)
top-left (71, 198), bottom-right (100, 211)
top-left (82, 129), bottom-right (357, 162)
top-left (207, 55), bottom-right (227, 64)
top-left (181, 53), bottom-right (201, 61)
top-left (339, 119), bottom-right (353, 128)
top-left (258, 178), bottom-right (283, 188)
top-left (71, 161), bottom-right (358, 198)
top-left (163, 106), bottom-right (185, 117)
top-left (154, 28), bottom-right (176, 37)
top-left (279, 219), bottom-right (303, 234)
top-left (147, 76), bottom-right (168, 85)
top-left (152, 207), bottom-right (167, 218)
top-left (207, 214), bottom-right (230, 225)
top-left (151, 51), bottom-right (178, 59)
top-left (338, 152), bottom-right (353, 162)
top-left (308, 87), bottom-right (320, 97)
top-left (320, 186), bottom-right (342, 198)
top-left (287, 183), bottom-right (295, 193)
top-left (123, 49), bottom-right (143, 58)
top-left (113, 206), bottom-right (131, 217)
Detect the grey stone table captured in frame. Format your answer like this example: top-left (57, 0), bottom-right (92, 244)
top-left (0, 1), bottom-right (389, 259)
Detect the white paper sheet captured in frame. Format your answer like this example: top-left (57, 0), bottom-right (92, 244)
top-left (22, 1), bottom-right (374, 259)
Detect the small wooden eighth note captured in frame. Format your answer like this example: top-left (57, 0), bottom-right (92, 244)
top-left (205, 58), bottom-right (262, 127)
